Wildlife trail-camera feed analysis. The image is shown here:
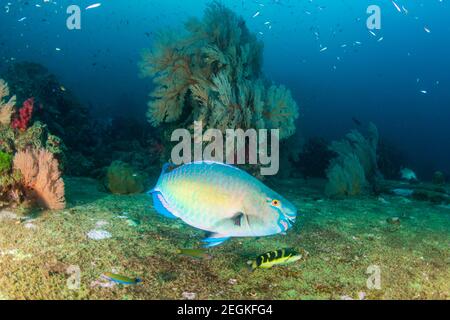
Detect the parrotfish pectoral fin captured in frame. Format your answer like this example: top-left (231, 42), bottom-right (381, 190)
top-left (202, 233), bottom-right (231, 248)
top-left (232, 212), bottom-right (245, 227)
top-left (151, 191), bottom-right (177, 219)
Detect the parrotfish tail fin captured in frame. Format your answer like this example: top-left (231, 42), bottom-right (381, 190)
top-left (151, 191), bottom-right (177, 219)
top-left (202, 233), bottom-right (231, 248)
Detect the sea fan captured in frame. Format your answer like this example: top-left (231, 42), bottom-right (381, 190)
top-left (264, 85), bottom-right (299, 140)
top-left (325, 153), bottom-right (367, 196)
top-left (325, 124), bottom-right (380, 197)
top-left (13, 148), bottom-right (65, 210)
top-left (140, 1), bottom-right (298, 141)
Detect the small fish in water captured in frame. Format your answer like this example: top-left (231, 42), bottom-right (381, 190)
top-left (149, 161), bottom-right (297, 248)
top-left (101, 272), bottom-right (142, 285)
top-left (400, 168), bottom-right (418, 181)
top-left (386, 217), bottom-right (401, 225)
top-left (248, 248), bottom-right (303, 270)
top-left (391, 0), bottom-right (401, 13)
top-left (86, 3), bottom-right (102, 10)
top-left (176, 248), bottom-right (211, 260)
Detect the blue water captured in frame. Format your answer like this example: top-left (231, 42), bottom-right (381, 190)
top-left (1, 0), bottom-right (449, 178)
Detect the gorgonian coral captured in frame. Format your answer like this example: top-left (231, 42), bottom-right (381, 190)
top-left (0, 79), bottom-right (66, 209)
top-left (140, 1), bottom-right (299, 140)
top-left (325, 123), bottom-right (380, 197)
top-left (13, 148), bottom-right (65, 210)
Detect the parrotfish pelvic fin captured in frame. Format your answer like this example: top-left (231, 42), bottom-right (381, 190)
top-left (202, 233), bottom-right (231, 248)
top-left (151, 191), bottom-right (177, 219)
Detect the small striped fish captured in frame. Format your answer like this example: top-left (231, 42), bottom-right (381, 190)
top-left (249, 248), bottom-right (302, 270)
top-left (149, 161), bottom-right (297, 247)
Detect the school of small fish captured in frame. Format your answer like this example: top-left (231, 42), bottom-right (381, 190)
top-left (2, 0), bottom-right (443, 95)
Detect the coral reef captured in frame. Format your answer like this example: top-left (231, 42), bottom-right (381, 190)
top-left (140, 1), bottom-right (299, 146)
top-left (11, 98), bottom-right (34, 131)
top-left (13, 148), bottom-right (65, 210)
top-left (105, 161), bottom-right (147, 195)
top-left (0, 79), bottom-right (65, 210)
top-left (3, 62), bottom-right (96, 176)
top-left (325, 123), bottom-right (380, 197)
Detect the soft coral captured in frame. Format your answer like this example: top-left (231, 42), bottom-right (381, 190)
top-left (12, 97), bottom-right (34, 131)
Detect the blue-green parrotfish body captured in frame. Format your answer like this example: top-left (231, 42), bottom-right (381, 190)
top-left (149, 161), bottom-right (297, 247)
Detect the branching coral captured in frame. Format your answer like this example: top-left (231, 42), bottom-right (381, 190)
top-left (325, 123), bottom-right (380, 197)
top-left (11, 98), bottom-right (34, 131)
top-left (13, 148), bottom-right (65, 210)
top-left (140, 1), bottom-right (299, 141)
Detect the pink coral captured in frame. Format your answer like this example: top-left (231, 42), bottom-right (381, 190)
top-left (13, 148), bottom-right (65, 210)
top-left (12, 98), bottom-right (34, 131)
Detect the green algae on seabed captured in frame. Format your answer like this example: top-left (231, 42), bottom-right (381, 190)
top-left (0, 177), bottom-right (449, 300)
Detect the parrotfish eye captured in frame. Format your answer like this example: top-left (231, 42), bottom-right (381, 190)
top-left (271, 199), bottom-right (280, 207)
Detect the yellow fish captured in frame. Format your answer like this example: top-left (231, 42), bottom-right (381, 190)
top-left (176, 248), bottom-right (211, 260)
top-left (248, 248), bottom-right (303, 270)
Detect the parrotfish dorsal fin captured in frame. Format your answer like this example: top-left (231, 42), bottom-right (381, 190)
top-left (161, 162), bottom-right (176, 174)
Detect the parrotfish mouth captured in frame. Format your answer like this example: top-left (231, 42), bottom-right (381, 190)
top-left (280, 219), bottom-right (289, 231)
top-left (278, 205), bottom-right (297, 231)
top-left (277, 213), bottom-right (296, 232)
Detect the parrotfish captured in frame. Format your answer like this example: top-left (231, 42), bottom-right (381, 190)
top-left (149, 161), bottom-right (297, 247)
